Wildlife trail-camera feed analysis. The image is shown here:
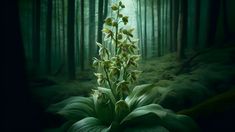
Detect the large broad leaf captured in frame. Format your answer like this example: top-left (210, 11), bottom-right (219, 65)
top-left (92, 89), bottom-right (115, 124)
top-left (126, 84), bottom-right (172, 110)
top-left (47, 96), bottom-right (95, 120)
top-left (68, 117), bottom-right (110, 132)
top-left (121, 104), bottom-right (198, 132)
top-left (125, 84), bottom-right (156, 109)
top-left (97, 87), bottom-right (116, 104)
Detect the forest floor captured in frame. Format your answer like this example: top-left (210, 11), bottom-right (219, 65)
top-left (29, 44), bottom-right (235, 132)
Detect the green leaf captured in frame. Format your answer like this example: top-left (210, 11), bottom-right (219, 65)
top-left (111, 5), bottom-right (118, 11)
top-left (96, 42), bottom-right (103, 48)
top-left (102, 28), bottom-right (112, 34)
top-left (47, 96), bottom-right (95, 120)
top-left (122, 16), bottom-right (129, 25)
top-left (115, 100), bottom-right (130, 121)
top-left (120, 104), bottom-right (198, 132)
top-left (105, 18), bottom-right (113, 26)
top-left (68, 117), bottom-right (110, 132)
top-left (125, 84), bottom-right (155, 109)
top-left (120, 104), bottom-right (168, 125)
top-left (161, 113), bottom-right (199, 132)
top-left (97, 87), bottom-right (116, 105)
top-left (116, 80), bottom-right (130, 97)
top-left (92, 90), bottom-right (115, 124)
top-left (94, 73), bottom-right (105, 85)
top-left (93, 57), bottom-right (101, 68)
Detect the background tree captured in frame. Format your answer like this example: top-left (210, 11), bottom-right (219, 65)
top-left (32, 0), bottom-right (41, 75)
top-left (67, 0), bottom-right (76, 79)
top-left (80, 0), bottom-right (85, 71)
top-left (45, 0), bottom-right (52, 74)
top-left (97, 0), bottom-right (104, 47)
top-left (89, 0), bottom-right (96, 64)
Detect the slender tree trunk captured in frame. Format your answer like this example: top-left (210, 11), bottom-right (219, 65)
top-left (177, 0), bottom-right (187, 60)
top-left (32, 0), bottom-right (41, 75)
top-left (103, 0), bottom-right (108, 19)
top-left (54, 0), bottom-right (58, 70)
top-left (194, 0), bottom-right (200, 49)
top-left (207, 0), bottom-right (221, 47)
top-left (169, 0), bottom-right (173, 52)
top-left (67, 0), bottom-right (76, 79)
top-left (136, 0), bottom-right (141, 54)
top-left (97, 0), bottom-right (104, 48)
top-left (171, 0), bottom-right (176, 52)
top-left (80, 0), bottom-right (85, 71)
top-left (75, 0), bottom-right (80, 66)
top-left (138, 0), bottom-right (144, 56)
top-left (89, 0), bottom-right (96, 65)
top-left (151, 0), bottom-right (155, 55)
top-left (144, 0), bottom-right (147, 59)
top-left (46, 0), bottom-right (52, 74)
top-left (157, 0), bottom-right (161, 57)
top-left (222, 0), bottom-right (229, 42)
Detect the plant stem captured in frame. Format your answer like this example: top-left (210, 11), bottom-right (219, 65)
top-left (104, 67), bottom-right (116, 98)
top-left (115, 9), bottom-right (120, 55)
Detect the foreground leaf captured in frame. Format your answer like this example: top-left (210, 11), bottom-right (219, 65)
top-left (121, 104), bottom-right (198, 132)
top-left (47, 96), bottom-right (95, 120)
top-left (68, 117), bottom-right (110, 132)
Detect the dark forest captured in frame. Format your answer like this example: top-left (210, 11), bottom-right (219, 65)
top-left (4, 0), bottom-right (235, 131)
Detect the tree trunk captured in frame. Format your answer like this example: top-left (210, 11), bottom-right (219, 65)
top-left (151, 0), bottom-right (155, 55)
top-left (207, 0), bottom-right (221, 47)
top-left (89, 0), bottom-right (96, 65)
top-left (144, 0), bottom-right (147, 59)
top-left (157, 0), bottom-right (161, 57)
top-left (67, 0), bottom-right (76, 79)
top-left (103, 0), bottom-right (108, 19)
top-left (32, 0), bottom-right (41, 75)
top-left (80, 0), bottom-right (85, 71)
top-left (177, 0), bottom-right (186, 60)
top-left (45, 0), bottom-right (52, 74)
top-left (97, 0), bottom-right (104, 47)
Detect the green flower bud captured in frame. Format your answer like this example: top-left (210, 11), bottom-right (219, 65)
top-left (111, 5), bottom-right (118, 11)
top-left (118, 14), bottom-right (123, 18)
top-left (117, 34), bottom-right (123, 40)
top-left (122, 16), bottom-right (128, 25)
top-left (105, 18), bottom-right (113, 26)
top-left (112, 21), bottom-right (118, 27)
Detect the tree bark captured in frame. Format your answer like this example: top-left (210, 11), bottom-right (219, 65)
top-left (151, 0), bottom-right (155, 55)
top-left (45, 0), bottom-right (52, 74)
top-left (80, 0), bottom-right (85, 71)
top-left (144, 0), bottom-right (147, 59)
top-left (177, 0), bottom-right (186, 60)
top-left (97, 0), bottom-right (104, 47)
top-left (67, 0), bottom-right (76, 79)
top-left (157, 0), bottom-right (161, 57)
top-left (32, 0), bottom-right (41, 75)
top-left (89, 0), bottom-right (96, 65)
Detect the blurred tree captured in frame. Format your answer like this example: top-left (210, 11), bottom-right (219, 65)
top-left (45, 0), bottom-right (52, 74)
top-left (89, 0), bottom-right (96, 64)
top-left (80, 0), bottom-right (85, 71)
top-left (32, 0), bottom-right (41, 75)
top-left (67, 0), bottom-right (76, 79)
